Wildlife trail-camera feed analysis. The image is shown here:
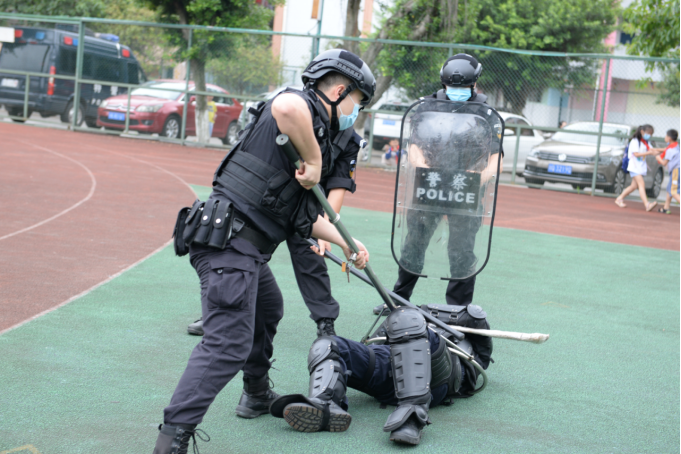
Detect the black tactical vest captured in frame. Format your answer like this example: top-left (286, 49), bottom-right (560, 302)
top-left (212, 89), bottom-right (332, 242)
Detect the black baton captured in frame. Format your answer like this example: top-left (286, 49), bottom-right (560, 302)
top-left (278, 134), bottom-right (464, 341)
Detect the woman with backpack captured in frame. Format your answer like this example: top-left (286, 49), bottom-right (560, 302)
top-left (615, 124), bottom-right (658, 211)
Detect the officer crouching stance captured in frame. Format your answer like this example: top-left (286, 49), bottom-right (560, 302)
top-left (154, 50), bottom-right (376, 453)
top-left (270, 305), bottom-right (493, 445)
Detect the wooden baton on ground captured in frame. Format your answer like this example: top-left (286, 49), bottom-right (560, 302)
top-left (452, 326), bottom-right (549, 344)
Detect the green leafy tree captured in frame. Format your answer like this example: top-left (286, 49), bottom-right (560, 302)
top-left (90, 0), bottom-right (175, 78)
top-left (349, 0), bottom-right (617, 117)
top-left (0, 0), bottom-right (105, 17)
top-left (207, 36), bottom-right (282, 96)
top-left (142, 0), bottom-right (279, 142)
top-left (623, 0), bottom-right (680, 106)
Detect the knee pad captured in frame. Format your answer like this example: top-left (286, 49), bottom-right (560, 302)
top-left (307, 336), bottom-right (346, 405)
top-left (385, 308), bottom-right (427, 344)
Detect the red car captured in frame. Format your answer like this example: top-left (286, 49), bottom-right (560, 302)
top-left (96, 79), bottom-right (242, 145)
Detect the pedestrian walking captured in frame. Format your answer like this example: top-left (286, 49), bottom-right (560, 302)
top-left (615, 124), bottom-right (658, 211)
top-left (654, 129), bottom-right (679, 214)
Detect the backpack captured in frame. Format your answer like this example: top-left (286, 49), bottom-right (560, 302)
top-left (621, 144), bottom-right (629, 173)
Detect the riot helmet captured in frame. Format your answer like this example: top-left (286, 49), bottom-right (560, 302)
top-left (302, 49), bottom-right (376, 130)
top-left (440, 54), bottom-right (482, 87)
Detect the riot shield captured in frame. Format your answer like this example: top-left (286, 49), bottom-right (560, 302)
top-left (391, 99), bottom-right (504, 281)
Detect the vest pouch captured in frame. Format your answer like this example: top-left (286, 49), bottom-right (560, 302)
top-left (182, 199), bottom-right (205, 245)
top-left (193, 199), bottom-right (218, 245)
top-left (261, 170), bottom-right (293, 215)
top-left (207, 201), bottom-right (234, 250)
top-left (173, 206), bottom-right (191, 257)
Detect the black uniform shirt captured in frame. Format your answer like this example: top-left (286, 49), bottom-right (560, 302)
top-left (322, 129), bottom-right (363, 194)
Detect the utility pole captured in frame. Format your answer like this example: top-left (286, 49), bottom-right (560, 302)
top-left (311, 0), bottom-right (325, 59)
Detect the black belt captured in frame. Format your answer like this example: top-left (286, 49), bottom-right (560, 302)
top-left (232, 216), bottom-right (278, 255)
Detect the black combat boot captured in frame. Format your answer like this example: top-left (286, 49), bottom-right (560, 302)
top-left (316, 318), bottom-right (336, 337)
top-left (153, 423), bottom-right (209, 454)
top-left (187, 317), bottom-right (204, 336)
top-left (389, 414), bottom-right (427, 445)
top-left (372, 303), bottom-right (391, 315)
top-left (235, 374), bottom-right (280, 419)
top-left (270, 337), bottom-right (352, 433)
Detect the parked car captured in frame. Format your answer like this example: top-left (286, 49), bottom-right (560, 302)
top-left (523, 121), bottom-right (664, 196)
top-left (242, 84), bottom-right (303, 123)
top-left (498, 112), bottom-right (545, 173)
top-left (96, 80), bottom-right (243, 144)
top-left (0, 26), bottom-right (145, 127)
top-left (364, 102), bottom-right (412, 149)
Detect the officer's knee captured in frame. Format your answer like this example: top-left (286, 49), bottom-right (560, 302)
top-left (307, 336), bottom-right (341, 372)
top-left (385, 308), bottom-right (427, 344)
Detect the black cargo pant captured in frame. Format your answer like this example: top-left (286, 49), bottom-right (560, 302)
top-left (286, 235), bottom-right (339, 322)
top-left (394, 210), bottom-right (481, 306)
top-left (164, 239), bottom-right (283, 425)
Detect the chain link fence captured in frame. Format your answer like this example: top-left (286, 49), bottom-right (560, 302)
top-left (0, 13), bottom-right (678, 198)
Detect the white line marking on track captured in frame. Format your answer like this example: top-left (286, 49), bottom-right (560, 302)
top-left (0, 142), bottom-right (97, 241)
top-left (0, 240), bottom-right (172, 337)
top-left (0, 142), bottom-right (198, 335)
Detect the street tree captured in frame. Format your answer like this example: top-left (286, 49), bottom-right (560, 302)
top-left (345, 0), bottom-right (617, 121)
top-left (142, 0), bottom-right (279, 143)
top-left (623, 0), bottom-right (680, 106)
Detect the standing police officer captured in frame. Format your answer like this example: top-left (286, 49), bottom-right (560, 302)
top-left (373, 53), bottom-right (503, 315)
top-left (187, 123), bottom-right (365, 338)
top-left (154, 49), bottom-right (375, 453)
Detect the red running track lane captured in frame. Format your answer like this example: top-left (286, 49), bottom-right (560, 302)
top-left (1, 124), bottom-right (677, 332)
top-left (347, 168), bottom-right (680, 251)
top-left (0, 123), bottom-right (203, 332)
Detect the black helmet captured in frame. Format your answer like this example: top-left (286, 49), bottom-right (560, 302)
top-left (302, 49), bottom-right (376, 106)
top-left (440, 53), bottom-right (482, 87)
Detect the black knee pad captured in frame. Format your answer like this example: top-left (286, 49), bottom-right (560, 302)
top-left (307, 336), bottom-right (346, 405)
top-left (385, 308), bottom-right (427, 344)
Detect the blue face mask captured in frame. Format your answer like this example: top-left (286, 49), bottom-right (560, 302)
top-left (338, 96), bottom-right (360, 130)
top-left (446, 86), bottom-right (472, 102)
top-left (643, 133), bottom-right (651, 141)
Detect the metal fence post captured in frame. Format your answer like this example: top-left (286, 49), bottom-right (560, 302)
top-left (124, 89), bottom-right (131, 134)
top-left (591, 57), bottom-right (610, 196)
top-left (23, 74), bottom-right (30, 120)
top-left (511, 126), bottom-right (521, 184)
top-left (71, 19), bottom-right (86, 130)
top-left (368, 113), bottom-right (375, 161)
top-left (180, 29), bottom-right (192, 145)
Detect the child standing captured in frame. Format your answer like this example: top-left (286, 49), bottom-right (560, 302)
top-left (207, 95), bottom-right (217, 138)
top-left (615, 124), bottom-right (658, 211)
top-left (381, 138), bottom-right (403, 165)
top-left (654, 129), bottom-right (679, 214)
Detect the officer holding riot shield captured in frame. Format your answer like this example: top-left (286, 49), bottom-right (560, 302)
top-left (187, 126), bottom-right (365, 338)
top-left (153, 50), bottom-right (376, 454)
top-left (373, 53), bottom-right (503, 315)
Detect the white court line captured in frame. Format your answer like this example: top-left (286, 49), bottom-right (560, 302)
top-left (0, 143), bottom-right (199, 336)
top-left (0, 142), bottom-right (97, 241)
top-left (0, 240), bottom-right (172, 336)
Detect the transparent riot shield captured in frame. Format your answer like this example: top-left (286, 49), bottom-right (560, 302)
top-left (391, 99), bottom-right (504, 281)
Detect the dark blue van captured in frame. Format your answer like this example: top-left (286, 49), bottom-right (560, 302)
top-left (0, 26), bottom-right (146, 127)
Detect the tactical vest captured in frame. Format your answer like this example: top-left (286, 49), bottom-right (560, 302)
top-left (213, 89), bottom-right (332, 233)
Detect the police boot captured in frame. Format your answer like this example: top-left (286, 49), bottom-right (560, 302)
top-left (235, 374), bottom-right (280, 419)
top-left (187, 317), bottom-right (204, 336)
top-left (373, 303), bottom-right (391, 315)
top-left (383, 308), bottom-right (432, 445)
top-left (316, 318), bottom-right (336, 337)
top-left (153, 423), bottom-right (209, 454)
top-left (270, 336), bottom-right (351, 433)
